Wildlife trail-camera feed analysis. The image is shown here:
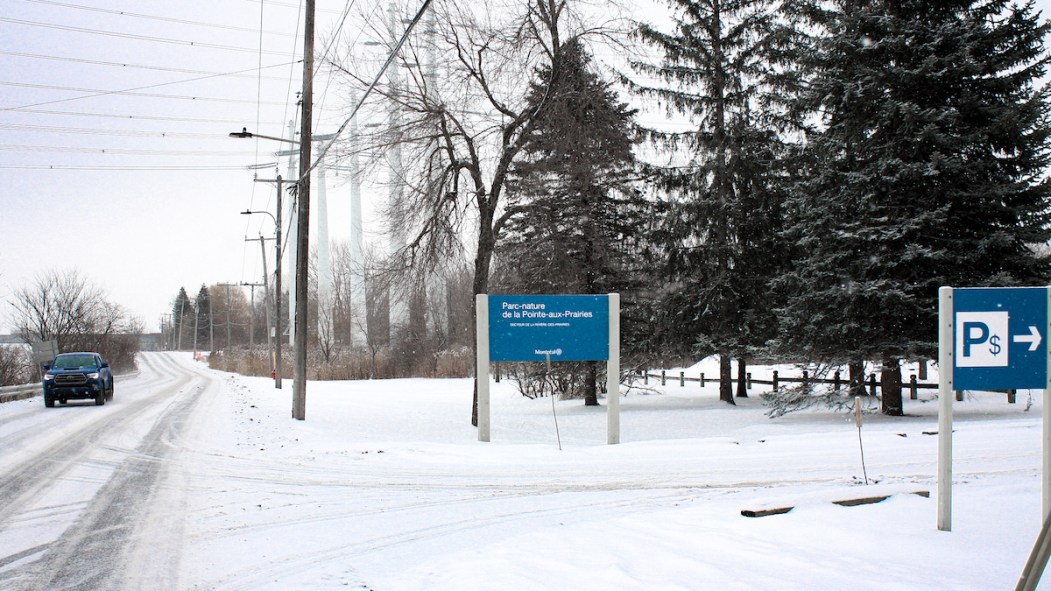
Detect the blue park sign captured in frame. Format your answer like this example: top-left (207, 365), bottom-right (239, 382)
top-left (488, 294), bottom-right (610, 362)
top-left (953, 287), bottom-right (1048, 390)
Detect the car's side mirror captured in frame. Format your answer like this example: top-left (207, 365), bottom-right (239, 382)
top-left (42, 363), bottom-right (51, 371)
top-left (101, 362), bottom-right (109, 368)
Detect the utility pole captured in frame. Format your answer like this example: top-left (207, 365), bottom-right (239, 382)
top-left (275, 175), bottom-right (283, 390)
top-left (216, 283), bottom-right (234, 351)
top-left (286, 120), bottom-right (298, 352)
top-left (249, 174), bottom-right (286, 389)
top-left (177, 298), bottom-right (186, 351)
top-left (246, 235), bottom-right (277, 382)
top-left (192, 303), bottom-right (200, 356)
top-left (209, 294), bottom-right (215, 353)
top-left (242, 282), bottom-right (264, 349)
top-left (292, 0), bottom-right (315, 421)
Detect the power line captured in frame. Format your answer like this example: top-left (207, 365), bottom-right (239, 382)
top-left (0, 17), bottom-right (296, 57)
top-left (7, 107), bottom-right (342, 126)
top-left (0, 50), bottom-right (289, 81)
top-left (24, 0), bottom-right (300, 39)
top-left (0, 164), bottom-right (252, 170)
top-left (0, 144), bottom-right (256, 156)
top-left (0, 80), bottom-right (291, 111)
top-left (0, 122), bottom-right (232, 139)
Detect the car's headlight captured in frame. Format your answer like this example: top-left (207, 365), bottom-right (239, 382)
top-left (87, 372), bottom-right (100, 379)
top-left (43, 374), bottom-right (54, 381)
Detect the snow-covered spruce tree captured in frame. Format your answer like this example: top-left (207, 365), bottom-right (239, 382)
top-left (627, 0), bottom-right (793, 404)
top-left (776, 0), bottom-right (1051, 415)
top-left (171, 287), bottom-right (193, 351)
top-left (494, 39), bottom-right (650, 406)
top-left (195, 285), bottom-right (211, 352)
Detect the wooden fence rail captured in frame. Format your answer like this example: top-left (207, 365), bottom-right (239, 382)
top-left (638, 369), bottom-right (1019, 404)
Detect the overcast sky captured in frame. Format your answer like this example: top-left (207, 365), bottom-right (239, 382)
top-left (0, 0), bottom-right (387, 333)
top-left (2, 0), bottom-right (1051, 334)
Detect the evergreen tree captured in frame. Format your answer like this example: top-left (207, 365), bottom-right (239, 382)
top-left (629, 0), bottom-right (792, 403)
top-left (171, 287), bottom-right (193, 351)
top-left (496, 39), bottom-right (649, 405)
top-left (778, 0), bottom-right (1051, 415)
top-left (195, 285), bottom-right (211, 352)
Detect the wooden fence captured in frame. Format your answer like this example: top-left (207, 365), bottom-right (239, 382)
top-left (637, 368), bottom-right (1021, 404)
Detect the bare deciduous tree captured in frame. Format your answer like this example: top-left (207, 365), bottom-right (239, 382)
top-left (0, 345), bottom-right (32, 386)
top-left (10, 269), bottom-right (141, 370)
top-left (328, 0), bottom-right (629, 423)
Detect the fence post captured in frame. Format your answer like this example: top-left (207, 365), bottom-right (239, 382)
top-left (802, 370), bottom-right (809, 391)
top-left (956, 390), bottom-right (963, 402)
top-left (661, 369), bottom-right (666, 386)
top-left (700, 372), bottom-right (705, 388)
top-left (1009, 389), bottom-right (1017, 404)
top-left (833, 370), bottom-right (841, 392)
top-left (772, 370), bottom-right (778, 391)
top-left (869, 373), bottom-right (877, 397)
top-left (680, 371), bottom-right (685, 387)
top-left (495, 363), bottom-right (500, 383)
top-left (910, 375), bottom-right (918, 400)
top-left (644, 371), bottom-right (648, 385)
top-left (746, 372), bottom-right (752, 390)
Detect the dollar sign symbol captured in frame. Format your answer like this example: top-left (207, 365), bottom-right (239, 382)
top-left (989, 335), bottom-right (1002, 356)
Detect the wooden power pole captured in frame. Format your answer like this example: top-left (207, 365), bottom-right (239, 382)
top-left (292, 0), bottom-right (314, 420)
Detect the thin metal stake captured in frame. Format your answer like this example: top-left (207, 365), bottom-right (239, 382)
top-left (548, 353), bottom-right (562, 451)
top-left (855, 396), bottom-right (869, 485)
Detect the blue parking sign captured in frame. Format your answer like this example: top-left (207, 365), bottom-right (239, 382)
top-left (953, 287), bottom-right (1048, 390)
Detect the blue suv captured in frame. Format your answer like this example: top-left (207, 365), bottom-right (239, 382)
top-left (43, 352), bottom-right (114, 407)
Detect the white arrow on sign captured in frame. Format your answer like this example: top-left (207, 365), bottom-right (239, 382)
top-left (1013, 325), bottom-right (1043, 352)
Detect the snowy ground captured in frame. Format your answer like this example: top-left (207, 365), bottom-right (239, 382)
top-left (1, 352), bottom-right (1047, 589)
top-left (181, 355), bottom-right (1045, 590)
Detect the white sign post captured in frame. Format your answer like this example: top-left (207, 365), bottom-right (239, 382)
top-left (937, 287), bottom-right (955, 532)
top-left (607, 294), bottom-right (620, 445)
top-left (476, 294), bottom-right (491, 442)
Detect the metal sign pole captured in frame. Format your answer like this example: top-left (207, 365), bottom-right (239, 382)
top-left (607, 293), bottom-right (620, 445)
top-left (476, 294), bottom-right (490, 442)
top-left (938, 286), bottom-right (954, 532)
top-left (1045, 287), bottom-right (1051, 521)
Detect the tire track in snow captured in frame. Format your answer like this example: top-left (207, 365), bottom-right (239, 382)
top-left (0, 353), bottom-right (188, 533)
top-left (13, 375), bottom-right (211, 590)
top-left (0, 353), bottom-right (211, 591)
top-left (186, 465), bottom-right (860, 591)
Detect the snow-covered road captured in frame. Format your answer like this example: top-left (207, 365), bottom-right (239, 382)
top-left (0, 353), bottom-right (215, 590)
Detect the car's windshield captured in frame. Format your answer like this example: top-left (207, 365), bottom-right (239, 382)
top-left (52, 355), bottom-right (96, 369)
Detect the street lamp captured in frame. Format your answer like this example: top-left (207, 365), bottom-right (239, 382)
top-left (242, 198), bottom-right (283, 391)
top-left (229, 128), bottom-right (300, 144)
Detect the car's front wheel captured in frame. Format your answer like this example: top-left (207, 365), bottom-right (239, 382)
top-left (94, 390), bottom-right (106, 406)
top-left (44, 394), bottom-right (55, 408)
